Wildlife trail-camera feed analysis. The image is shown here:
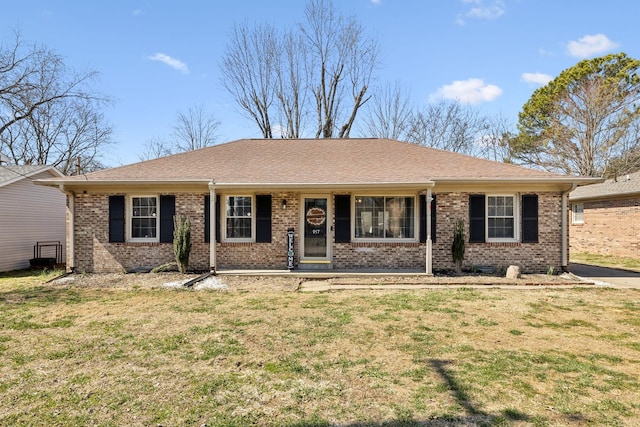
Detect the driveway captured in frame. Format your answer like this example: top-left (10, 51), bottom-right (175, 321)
top-left (569, 263), bottom-right (640, 288)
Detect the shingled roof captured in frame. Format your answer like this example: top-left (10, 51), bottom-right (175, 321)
top-left (38, 138), bottom-right (594, 187)
top-left (0, 165), bottom-right (62, 188)
top-left (570, 170), bottom-right (640, 201)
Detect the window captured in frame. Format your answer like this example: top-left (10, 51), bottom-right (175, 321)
top-left (487, 195), bottom-right (515, 240)
top-left (572, 203), bottom-right (584, 224)
top-left (354, 196), bottom-right (415, 240)
top-left (131, 196), bottom-right (158, 240)
top-left (225, 196), bottom-right (253, 240)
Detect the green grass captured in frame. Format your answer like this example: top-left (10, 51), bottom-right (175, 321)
top-left (572, 252), bottom-right (640, 272)
top-left (1, 271), bottom-right (640, 425)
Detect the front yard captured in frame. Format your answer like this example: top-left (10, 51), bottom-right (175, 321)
top-left (1, 270), bottom-right (640, 426)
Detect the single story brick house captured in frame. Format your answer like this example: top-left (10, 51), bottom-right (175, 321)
top-left (36, 138), bottom-right (598, 274)
top-left (570, 170), bottom-right (640, 259)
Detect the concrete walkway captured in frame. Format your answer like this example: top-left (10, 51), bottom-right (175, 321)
top-left (569, 263), bottom-right (640, 289)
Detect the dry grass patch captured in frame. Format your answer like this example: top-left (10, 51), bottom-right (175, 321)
top-left (0, 270), bottom-right (639, 426)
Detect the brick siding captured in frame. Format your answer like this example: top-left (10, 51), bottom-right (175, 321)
top-left (570, 196), bottom-right (640, 259)
top-left (71, 190), bottom-right (565, 274)
top-left (431, 192), bottom-right (564, 273)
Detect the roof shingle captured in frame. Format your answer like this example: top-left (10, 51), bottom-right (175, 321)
top-left (53, 138), bottom-right (577, 185)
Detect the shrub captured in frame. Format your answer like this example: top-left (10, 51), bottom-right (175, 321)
top-left (173, 215), bottom-right (191, 274)
top-left (451, 218), bottom-right (465, 274)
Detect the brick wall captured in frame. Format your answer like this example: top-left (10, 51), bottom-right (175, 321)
top-left (73, 192), bottom-right (210, 273)
top-left (570, 196), bottom-right (640, 259)
top-left (72, 190), bottom-right (566, 274)
top-left (431, 192), bottom-right (564, 273)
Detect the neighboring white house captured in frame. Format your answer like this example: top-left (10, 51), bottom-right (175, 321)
top-left (0, 164), bottom-right (66, 272)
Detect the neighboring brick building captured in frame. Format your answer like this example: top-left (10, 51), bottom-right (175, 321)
top-left (570, 170), bottom-right (640, 259)
top-left (37, 138), bottom-right (598, 274)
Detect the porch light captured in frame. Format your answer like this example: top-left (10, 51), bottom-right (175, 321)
top-left (282, 199), bottom-right (287, 210)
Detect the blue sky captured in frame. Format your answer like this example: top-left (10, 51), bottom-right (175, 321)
top-left (1, 1), bottom-right (637, 166)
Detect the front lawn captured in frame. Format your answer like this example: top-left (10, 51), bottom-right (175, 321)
top-left (571, 252), bottom-right (640, 272)
top-left (1, 270), bottom-right (639, 426)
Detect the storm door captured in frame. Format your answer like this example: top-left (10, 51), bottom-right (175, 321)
top-left (302, 197), bottom-right (330, 261)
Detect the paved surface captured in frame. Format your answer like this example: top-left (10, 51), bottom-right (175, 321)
top-left (569, 263), bottom-right (640, 288)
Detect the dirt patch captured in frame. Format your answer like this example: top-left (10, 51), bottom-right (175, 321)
top-left (49, 271), bottom-right (588, 292)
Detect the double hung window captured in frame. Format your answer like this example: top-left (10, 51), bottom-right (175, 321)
top-left (131, 196), bottom-right (158, 240)
top-left (225, 196), bottom-right (253, 240)
top-left (487, 195), bottom-right (515, 240)
top-left (571, 203), bottom-right (584, 224)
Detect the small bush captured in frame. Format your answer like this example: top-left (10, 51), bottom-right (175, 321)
top-left (173, 215), bottom-right (191, 274)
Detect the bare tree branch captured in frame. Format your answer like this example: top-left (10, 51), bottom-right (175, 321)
top-left (173, 103), bottom-right (220, 151)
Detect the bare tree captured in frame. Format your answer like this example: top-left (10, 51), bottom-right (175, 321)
top-left (476, 114), bottom-right (516, 163)
top-left (273, 29), bottom-right (308, 138)
top-left (138, 137), bottom-right (174, 162)
top-left (360, 82), bottom-right (413, 140)
top-left (173, 103), bottom-right (220, 151)
top-left (407, 100), bottom-right (490, 155)
top-left (219, 0), bottom-right (380, 139)
top-left (302, 0), bottom-right (380, 138)
top-left (0, 31), bottom-right (111, 173)
top-left (220, 23), bottom-right (276, 138)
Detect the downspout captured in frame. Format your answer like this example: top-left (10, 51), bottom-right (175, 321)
top-left (426, 188), bottom-right (433, 275)
top-left (208, 181), bottom-right (217, 274)
top-left (59, 185), bottom-right (75, 272)
top-left (561, 183), bottom-right (577, 272)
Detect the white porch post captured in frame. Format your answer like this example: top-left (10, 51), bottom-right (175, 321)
top-left (60, 185), bottom-right (75, 272)
top-left (208, 182), bottom-right (217, 274)
top-left (426, 188), bottom-right (433, 275)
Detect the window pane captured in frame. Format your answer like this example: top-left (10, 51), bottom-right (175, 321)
top-left (225, 196), bottom-right (253, 239)
top-left (132, 218), bottom-right (157, 238)
top-left (356, 196), bottom-right (413, 239)
top-left (131, 197), bottom-right (158, 239)
top-left (226, 218), bottom-right (251, 238)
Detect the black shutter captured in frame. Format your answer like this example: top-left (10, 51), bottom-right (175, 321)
top-left (109, 195), bottom-right (125, 243)
top-left (159, 195), bottom-right (175, 243)
top-left (255, 195), bottom-right (272, 243)
top-left (469, 195), bottom-right (485, 243)
top-left (522, 194), bottom-right (539, 243)
top-left (420, 194), bottom-right (437, 243)
top-left (204, 195), bottom-right (210, 243)
top-left (431, 194), bottom-right (437, 243)
top-left (216, 195), bottom-right (221, 241)
top-left (335, 195), bottom-right (351, 243)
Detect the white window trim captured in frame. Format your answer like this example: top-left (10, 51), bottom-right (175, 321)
top-left (128, 195), bottom-right (160, 243)
top-left (351, 194), bottom-right (419, 243)
top-left (222, 194), bottom-right (255, 243)
top-left (486, 194), bottom-right (520, 243)
top-left (572, 203), bottom-right (584, 224)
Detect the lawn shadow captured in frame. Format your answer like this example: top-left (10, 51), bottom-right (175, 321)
top-left (285, 358), bottom-right (539, 427)
top-left (0, 285), bottom-right (86, 305)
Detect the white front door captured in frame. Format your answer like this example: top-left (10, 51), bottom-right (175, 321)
top-left (301, 196), bottom-right (331, 265)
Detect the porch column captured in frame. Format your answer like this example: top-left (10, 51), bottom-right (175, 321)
top-left (208, 181), bottom-right (217, 274)
top-left (426, 188), bottom-right (433, 275)
top-left (60, 185), bottom-right (75, 272)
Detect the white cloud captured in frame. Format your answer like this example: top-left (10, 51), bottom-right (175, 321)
top-left (370, 0), bottom-right (382, 4)
top-left (147, 53), bottom-right (189, 74)
top-left (456, 0), bottom-right (505, 25)
top-left (429, 78), bottom-right (502, 104)
top-left (566, 34), bottom-right (619, 58)
top-left (521, 72), bottom-right (552, 86)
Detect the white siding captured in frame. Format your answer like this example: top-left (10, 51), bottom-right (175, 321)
top-left (0, 171), bottom-right (66, 272)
